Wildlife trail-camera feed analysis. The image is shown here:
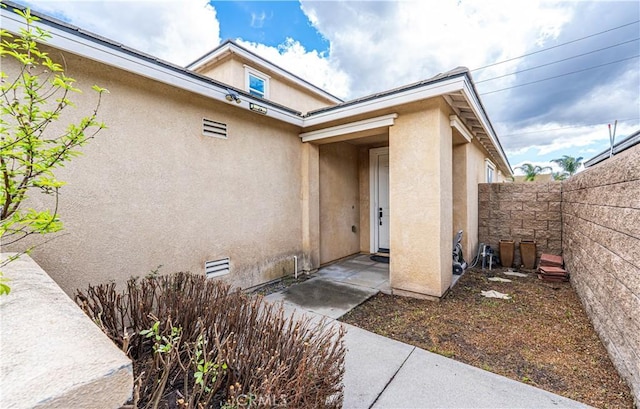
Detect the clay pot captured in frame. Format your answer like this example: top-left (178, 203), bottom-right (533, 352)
top-left (520, 240), bottom-right (537, 269)
top-left (499, 240), bottom-right (515, 268)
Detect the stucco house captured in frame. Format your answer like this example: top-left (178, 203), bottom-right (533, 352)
top-left (2, 3), bottom-right (511, 299)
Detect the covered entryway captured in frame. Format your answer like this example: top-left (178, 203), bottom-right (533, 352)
top-left (298, 71), bottom-right (513, 300)
top-left (299, 114), bottom-right (396, 267)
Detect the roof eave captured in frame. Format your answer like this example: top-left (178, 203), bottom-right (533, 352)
top-left (1, 4), bottom-right (304, 126)
top-left (302, 73), bottom-right (512, 176)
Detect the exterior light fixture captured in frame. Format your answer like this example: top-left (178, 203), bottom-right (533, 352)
top-left (225, 89), bottom-right (241, 104)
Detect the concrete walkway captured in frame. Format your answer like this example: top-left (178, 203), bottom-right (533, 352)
top-left (263, 255), bottom-right (591, 409)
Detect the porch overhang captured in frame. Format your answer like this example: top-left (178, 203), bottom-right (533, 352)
top-left (299, 114), bottom-right (398, 144)
top-left (300, 70), bottom-right (512, 177)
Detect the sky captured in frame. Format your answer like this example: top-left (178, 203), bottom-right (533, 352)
top-left (18, 0), bottom-right (640, 175)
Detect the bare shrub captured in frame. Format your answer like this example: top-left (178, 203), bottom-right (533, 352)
top-left (75, 272), bottom-right (345, 408)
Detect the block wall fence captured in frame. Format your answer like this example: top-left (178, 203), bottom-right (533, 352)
top-left (478, 144), bottom-right (640, 404)
top-left (562, 146), bottom-right (640, 403)
top-left (478, 182), bottom-right (562, 268)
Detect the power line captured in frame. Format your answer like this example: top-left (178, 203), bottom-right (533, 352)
top-left (500, 118), bottom-right (640, 137)
top-left (475, 38), bottom-right (640, 84)
top-left (471, 20), bottom-right (640, 72)
top-left (479, 54), bottom-right (640, 95)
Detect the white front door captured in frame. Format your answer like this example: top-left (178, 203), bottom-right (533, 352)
top-left (377, 153), bottom-right (390, 251)
top-left (370, 148), bottom-right (390, 253)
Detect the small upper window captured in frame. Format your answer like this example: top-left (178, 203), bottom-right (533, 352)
top-left (244, 66), bottom-right (269, 99)
top-left (486, 160), bottom-right (496, 183)
top-left (249, 74), bottom-right (265, 97)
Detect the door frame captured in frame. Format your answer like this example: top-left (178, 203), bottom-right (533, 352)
top-left (369, 147), bottom-right (390, 253)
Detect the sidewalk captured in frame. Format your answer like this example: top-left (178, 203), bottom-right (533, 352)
top-left (263, 256), bottom-right (591, 409)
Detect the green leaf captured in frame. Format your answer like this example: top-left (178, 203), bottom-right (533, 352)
top-left (0, 273), bottom-right (11, 296)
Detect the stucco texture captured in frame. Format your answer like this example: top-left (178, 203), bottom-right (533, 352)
top-left (4, 48), bottom-right (305, 294)
top-left (319, 142), bottom-right (360, 264)
top-left (389, 100), bottom-right (453, 298)
top-left (453, 137), bottom-right (507, 261)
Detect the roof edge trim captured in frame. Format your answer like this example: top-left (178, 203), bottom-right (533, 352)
top-left (302, 77), bottom-right (466, 127)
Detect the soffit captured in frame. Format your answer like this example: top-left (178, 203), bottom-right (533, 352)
top-left (443, 91), bottom-right (512, 176)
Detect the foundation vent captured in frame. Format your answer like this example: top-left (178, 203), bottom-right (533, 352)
top-left (202, 118), bottom-right (227, 139)
top-left (205, 257), bottom-right (230, 278)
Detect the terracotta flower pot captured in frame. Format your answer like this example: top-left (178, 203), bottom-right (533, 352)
top-left (499, 240), bottom-right (515, 268)
top-left (520, 240), bottom-right (537, 269)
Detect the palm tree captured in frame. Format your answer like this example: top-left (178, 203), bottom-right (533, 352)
top-left (551, 155), bottom-right (583, 176)
top-left (552, 171), bottom-right (569, 181)
top-left (514, 163), bottom-right (552, 181)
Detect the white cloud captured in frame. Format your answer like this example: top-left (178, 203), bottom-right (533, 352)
top-left (23, 0), bottom-right (220, 66)
top-left (300, 0), bottom-right (575, 98)
top-left (251, 11), bottom-right (267, 28)
top-left (501, 119), bottom-right (638, 157)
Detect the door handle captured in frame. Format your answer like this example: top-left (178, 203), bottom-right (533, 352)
top-left (379, 208), bottom-right (383, 225)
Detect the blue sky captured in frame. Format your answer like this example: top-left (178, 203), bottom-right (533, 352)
top-left (212, 1), bottom-right (328, 53)
top-left (19, 1), bottom-right (640, 175)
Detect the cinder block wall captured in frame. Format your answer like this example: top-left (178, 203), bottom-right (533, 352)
top-left (478, 182), bottom-right (562, 267)
top-left (562, 146), bottom-right (640, 403)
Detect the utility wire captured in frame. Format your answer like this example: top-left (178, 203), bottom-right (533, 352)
top-left (471, 20), bottom-right (640, 72)
top-left (479, 54), bottom-right (640, 95)
top-left (500, 118), bottom-right (640, 137)
top-left (475, 38), bottom-right (640, 84)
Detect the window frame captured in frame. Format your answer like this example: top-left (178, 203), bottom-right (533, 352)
top-left (244, 65), bottom-right (270, 99)
top-left (485, 159), bottom-right (496, 183)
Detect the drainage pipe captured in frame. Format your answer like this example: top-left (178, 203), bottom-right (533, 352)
top-left (293, 255), bottom-right (298, 279)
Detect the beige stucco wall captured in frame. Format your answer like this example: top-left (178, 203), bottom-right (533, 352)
top-left (389, 100), bottom-right (453, 298)
top-left (301, 143), bottom-right (320, 270)
top-left (452, 141), bottom-right (470, 260)
top-left (4, 47), bottom-right (307, 294)
top-left (197, 56), bottom-right (336, 115)
top-left (358, 147), bottom-right (371, 253)
top-left (465, 138), bottom-right (497, 260)
top-left (452, 130), bottom-right (506, 263)
top-left (318, 142), bottom-right (360, 264)
top-left (198, 55), bottom-right (245, 91)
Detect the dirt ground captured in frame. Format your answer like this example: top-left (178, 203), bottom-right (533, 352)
top-left (340, 268), bottom-right (634, 409)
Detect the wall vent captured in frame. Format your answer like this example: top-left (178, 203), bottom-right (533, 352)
top-left (202, 118), bottom-right (227, 139)
top-left (205, 257), bottom-right (230, 278)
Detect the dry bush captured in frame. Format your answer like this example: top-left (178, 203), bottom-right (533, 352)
top-left (75, 272), bottom-right (345, 408)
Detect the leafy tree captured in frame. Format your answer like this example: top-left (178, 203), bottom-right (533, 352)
top-left (0, 6), bottom-right (107, 295)
top-left (551, 155), bottom-right (583, 176)
top-left (514, 163), bottom-right (552, 182)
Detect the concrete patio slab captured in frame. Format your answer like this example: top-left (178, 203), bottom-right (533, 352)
top-left (261, 293), bottom-right (329, 328)
top-left (316, 266), bottom-right (361, 280)
top-left (341, 268), bottom-right (389, 288)
top-left (342, 323), bottom-right (414, 409)
top-left (372, 347), bottom-right (591, 409)
top-left (274, 277), bottom-right (378, 319)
